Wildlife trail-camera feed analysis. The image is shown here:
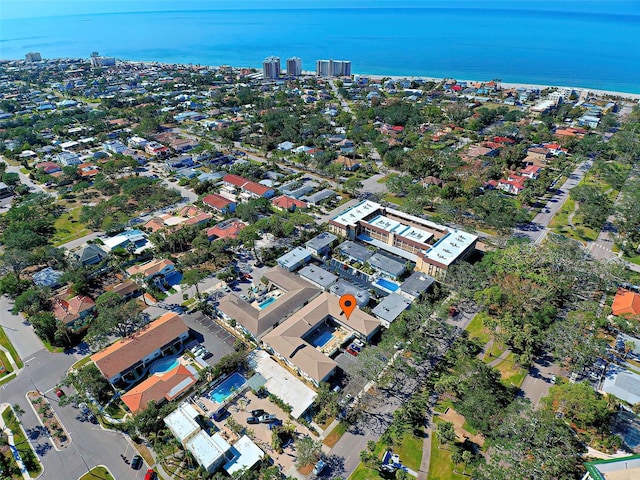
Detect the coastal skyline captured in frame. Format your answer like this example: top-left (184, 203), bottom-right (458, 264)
top-left (2, 1), bottom-right (640, 93)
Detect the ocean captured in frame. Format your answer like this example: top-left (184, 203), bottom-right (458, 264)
top-left (1, 1), bottom-right (640, 93)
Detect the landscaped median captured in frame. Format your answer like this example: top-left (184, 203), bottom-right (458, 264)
top-left (26, 391), bottom-right (70, 450)
top-left (78, 465), bottom-right (115, 480)
top-left (1, 403), bottom-right (43, 478)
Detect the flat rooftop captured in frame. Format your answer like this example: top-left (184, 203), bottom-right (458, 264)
top-left (585, 455), bottom-right (640, 480)
top-left (331, 200), bottom-right (381, 227)
top-left (422, 229), bottom-right (478, 266)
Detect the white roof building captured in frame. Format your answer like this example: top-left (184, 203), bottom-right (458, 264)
top-left (185, 431), bottom-right (232, 473)
top-left (422, 230), bottom-right (478, 267)
top-left (164, 403), bottom-right (200, 445)
top-left (224, 435), bottom-right (264, 475)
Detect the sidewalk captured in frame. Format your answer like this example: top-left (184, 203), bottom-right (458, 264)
top-left (0, 403), bottom-right (34, 480)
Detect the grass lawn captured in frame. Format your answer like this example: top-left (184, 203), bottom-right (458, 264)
top-left (0, 327), bottom-right (23, 368)
top-left (79, 466), bottom-right (115, 480)
top-left (52, 206), bottom-right (91, 246)
top-left (2, 407), bottom-right (42, 476)
top-left (434, 399), bottom-right (455, 414)
top-left (624, 253), bottom-right (640, 266)
top-left (429, 418), bottom-right (466, 480)
top-left (382, 193), bottom-right (407, 206)
top-left (493, 352), bottom-right (527, 388)
top-left (0, 349), bottom-right (14, 374)
top-left (0, 373), bottom-right (17, 386)
top-left (323, 422), bottom-right (348, 447)
top-left (349, 463), bottom-right (383, 480)
top-left (41, 337), bottom-right (65, 353)
top-left (394, 432), bottom-right (424, 471)
top-left (465, 313), bottom-right (491, 345)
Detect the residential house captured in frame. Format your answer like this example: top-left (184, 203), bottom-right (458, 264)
top-left (36, 161), bottom-right (61, 174)
top-left (335, 156), bottom-right (361, 171)
top-left (276, 247), bottom-right (312, 272)
top-left (301, 189), bottom-right (336, 206)
top-left (76, 244), bottom-right (107, 266)
top-left (32, 267), bottom-right (64, 288)
top-left (102, 229), bottom-right (153, 254)
top-left (56, 151), bottom-right (81, 166)
top-left (186, 431), bottom-right (232, 474)
top-left (51, 291), bottom-right (96, 331)
top-left (305, 232), bottom-right (337, 257)
top-left (399, 272), bottom-right (435, 301)
top-left (202, 193), bottom-right (236, 214)
top-left (126, 258), bottom-right (176, 284)
top-left (104, 279), bottom-right (141, 301)
top-left (298, 265), bottom-right (338, 291)
top-left (583, 455), bottom-right (640, 480)
top-left (103, 140), bottom-right (128, 154)
top-left (497, 174), bottom-right (527, 195)
top-left (271, 195), bottom-right (308, 212)
top-left (78, 163), bottom-right (100, 178)
top-left (329, 279), bottom-right (370, 307)
top-left (519, 164), bottom-right (541, 179)
top-left (0, 182), bottom-right (12, 199)
top-left (372, 293), bottom-right (412, 328)
top-left (164, 403), bottom-right (201, 446)
top-left (91, 312), bottom-right (190, 384)
top-left (612, 288), bottom-right (640, 317)
top-left (206, 218), bottom-right (247, 241)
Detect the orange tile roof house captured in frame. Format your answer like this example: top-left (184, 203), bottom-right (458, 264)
top-left (91, 312), bottom-right (190, 384)
top-left (271, 195), bottom-right (308, 212)
top-left (126, 258), bottom-right (176, 282)
top-left (51, 292), bottom-right (96, 331)
top-left (206, 219), bottom-right (247, 241)
top-left (121, 363), bottom-right (199, 413)
top-left (612, 289), bottom-right (640, 317)
top-left (202, 194), bottom-right (236, 214)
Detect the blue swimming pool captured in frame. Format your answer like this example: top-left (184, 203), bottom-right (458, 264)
top-left (209, 372), bottom-right (247, 404)
top-left (310, 330), bottom-right (334, 348)
top-left (149, 356), bottom-right (179, 374)
top-left (258, 297), bottom-right (277, 309)
top-left (376, 278), bottom-right (399, 292)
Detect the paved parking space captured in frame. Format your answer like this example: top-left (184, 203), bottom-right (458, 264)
top-left (182, 311), bottom-right (237, 365)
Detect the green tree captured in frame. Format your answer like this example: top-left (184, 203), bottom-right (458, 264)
top-left (435, 421), bottom-right (456, 448)
top-left (294, 436), bottom-right (322, 467)
top-left (541, 381), bottom-right (611, 430)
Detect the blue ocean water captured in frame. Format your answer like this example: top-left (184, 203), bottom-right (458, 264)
top-left (1, 1), bottom-right (640, 93)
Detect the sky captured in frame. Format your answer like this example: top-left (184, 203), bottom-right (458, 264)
top-left (2, 0), bottom-right (639, 19)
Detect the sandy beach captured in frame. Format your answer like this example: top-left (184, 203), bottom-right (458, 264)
top-left (361, 73), bottom-right (640, 101)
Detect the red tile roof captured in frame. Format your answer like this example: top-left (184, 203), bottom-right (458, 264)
top-left (202, 193), bottom-right (234, 211)
top-left (271, 195), bottom-right (308, 210)
top-left (612, 289), bottom-right (640, 317)
top-left (91, 312), bottom-right (188, 380)
top-left (242, 181), bottom-right (271, 196)
top-left (121, 364), bottom-right (197, 413)
top-left (206, 220), bottom-right (247, 240)
top-left (223, 173), bottom-right (249, 187)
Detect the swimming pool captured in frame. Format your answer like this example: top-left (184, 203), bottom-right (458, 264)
top-left (209, 372), bottom-right (247, 404)
top-left (258, 297), bottom-right (277, 309)
top-left (376, 278), bottom-right (399, 292)
top-left (310, 330), bottom-right (334, 348)
top-left (149, 356), bottom-right (179, 374)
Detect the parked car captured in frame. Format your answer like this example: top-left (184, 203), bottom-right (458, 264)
top-left (346, 347), bottom-right (359, 356)
top-left (144, 469), bottom-right (157, 480)
top-left (202, 351), bottom-right (214, 360)
top-left (87, 413), bottom-right (98, 424)
top-left (212, 408), bottom-right (226, 422)
top-left (251, 409), bottom-right (265, 417)
top-left (332, 385), bottom-right (341, 393)
top-left (78, 402), bottom-right (90, 415)
top-left (353, 338), bottom-right (364, 347)
top-left (339, 394), bottom-right (353, 406)
top-left (349, 344), bottom-right (361, 352)
top-left (313, 460), bottom-right (327, 476)
top-left (55, 388), bottom-right (65, 398)
top-left (131, 455), bottom-right (143, 470)
top-left (259, 413), bottom-right (277, 423)
top-left (246, 416), bottom-right (260, 424)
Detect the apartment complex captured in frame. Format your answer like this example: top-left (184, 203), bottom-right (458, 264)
top-left (286, 56), bottom-right (302, 76)
top-left (316, 59), bottom-right (351, 77)
top-left (262, 56), bottom-right (281, 79)
top-left (329, 201), bottom-right (477, 279)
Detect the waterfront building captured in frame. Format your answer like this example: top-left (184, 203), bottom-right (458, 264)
top-left (90, 52), bottom-right (116, 67)
top-left (25, 52), bottom-right (42, 62)
top-left (316, 59), bottom-right (351, 77)
top-left (262, 56), bottom-right (280, 79)
top-left (286, 56), bottom-right (302, 76)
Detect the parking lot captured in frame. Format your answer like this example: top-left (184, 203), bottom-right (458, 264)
top-left (182, 311), bottom-right (238, 365)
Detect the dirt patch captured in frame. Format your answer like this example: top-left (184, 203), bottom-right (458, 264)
top-left (439, 408), bottom-right (485, 447)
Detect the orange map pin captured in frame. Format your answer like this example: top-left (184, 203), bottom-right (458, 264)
top-left (339, 294), bottom-right (357, 320)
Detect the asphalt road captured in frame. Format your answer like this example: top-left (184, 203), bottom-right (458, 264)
top-left (518, 351), bottom-right (559, 408)
top-left (514, 159), bottom-right (593, 244)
